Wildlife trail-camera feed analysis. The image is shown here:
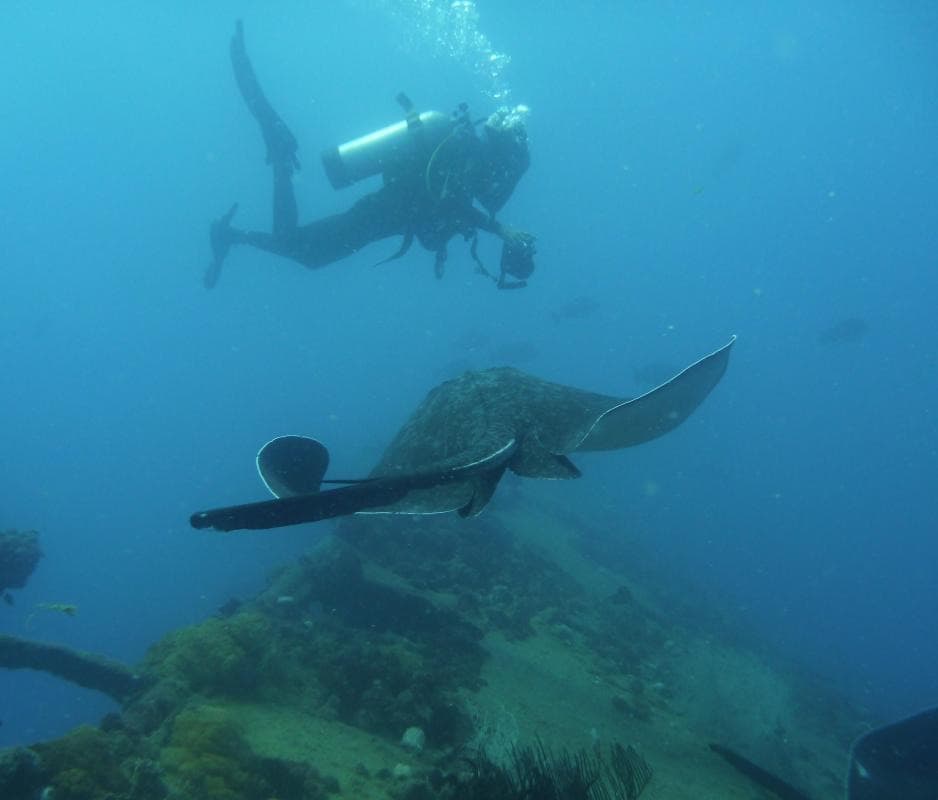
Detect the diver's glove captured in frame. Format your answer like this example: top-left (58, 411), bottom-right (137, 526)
top-left (498, 225), bottom-right (537, 252)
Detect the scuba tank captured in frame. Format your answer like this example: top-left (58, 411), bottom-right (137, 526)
top-left (321, 93), bottom-right (453, 190)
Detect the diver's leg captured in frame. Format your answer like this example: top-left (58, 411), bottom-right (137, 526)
top-left (231, 190), bottom-right (409, 270)
top-left (229, 20), bottom-right (300, 171)
top-left (290, 190), bottom-right (411, 268)
top-left (232, 22), bottom-right (300, 239)
top-left (205, 22), bottom-right (303, 289)
top-left (272, 164), bottom-right (298, 236)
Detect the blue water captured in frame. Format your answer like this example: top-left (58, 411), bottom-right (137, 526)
top-left (2, 1), bottom-right (936, 748)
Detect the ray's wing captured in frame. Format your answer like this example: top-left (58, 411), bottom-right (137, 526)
top-left (574, 336), bottom-right (735, 451)
top-left (498, 337), bottom-right (735, 463)
top-left (848, 707), bottom-right (938, 800)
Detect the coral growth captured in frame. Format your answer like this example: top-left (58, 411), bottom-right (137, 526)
top-left (120, 543), bottom-right (482, 749)
top-left (143, 611), bottom-right (277, 697)
top-left (31, 724), bottom-right (164, 800)
top-left (160, 707), bottom-right (264, 800)
top-left (160, 705), bottom-right (337, 800)
top-left (0, 746), bottom-right (43, 800)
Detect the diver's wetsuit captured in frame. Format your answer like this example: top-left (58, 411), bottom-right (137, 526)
top-left (206, 21), bottom-right (502, 288)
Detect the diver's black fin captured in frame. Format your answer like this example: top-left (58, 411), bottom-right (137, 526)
top-left (230, 20), bottom-right (300, 171)
top-left (203, 261), bottom-right (222, 290)
top-left (204, 203), bottom-right (239, 289)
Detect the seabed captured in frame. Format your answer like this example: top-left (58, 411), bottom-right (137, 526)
top-left (0, 493), bottom-right (862, 799)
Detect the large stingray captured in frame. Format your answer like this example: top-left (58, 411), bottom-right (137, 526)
top-left (191, 336), bottom-right (735, 532)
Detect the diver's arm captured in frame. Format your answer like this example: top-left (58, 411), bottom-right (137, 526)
top-left (490, 219), bottom-right (537, 251)
top-left (473, 211), bottom-right (502, 235)
top-left (457, 205), bottom-right (498, 235)
top-left (470, 209), bottom-right (536, 248)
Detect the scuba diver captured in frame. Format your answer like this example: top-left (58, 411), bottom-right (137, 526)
top-left (205, 21), bottom-right (537, 290)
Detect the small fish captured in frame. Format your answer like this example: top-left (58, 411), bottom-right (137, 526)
top-left (37, 602), bottom-right (78, 616)
top-left (2, 592), bottom-right (13, 606)
top-left (25, 601), bottom-right (78, 630)
top-left (551, 295), bottom-right (600, 323)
